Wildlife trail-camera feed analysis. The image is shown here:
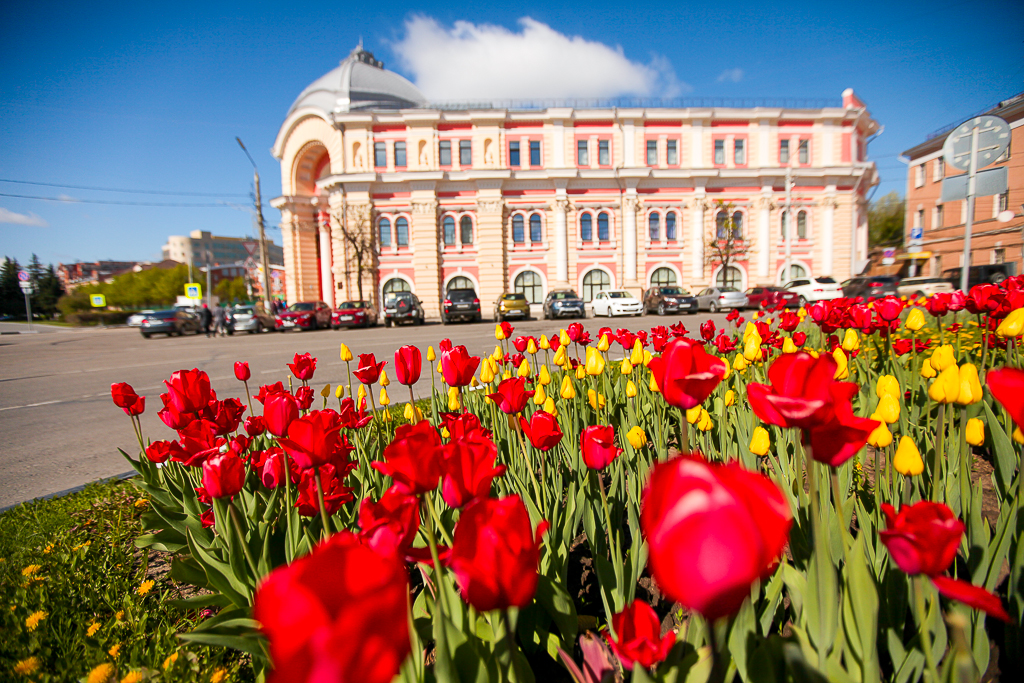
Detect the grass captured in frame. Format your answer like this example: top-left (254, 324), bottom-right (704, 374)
top-left (0, 479), bottom-right (252, 682)
top-left (2, 320), bottom-right (75, 327)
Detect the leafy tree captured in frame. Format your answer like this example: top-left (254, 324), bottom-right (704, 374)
top-left (215, 276), bottom-right (248, 304)
top-left (26, 255), bottom-right (64, 318)
top-left (869, 191), bottom-right (905, 247)
top-left (1, 257), bottom-right (23, 318)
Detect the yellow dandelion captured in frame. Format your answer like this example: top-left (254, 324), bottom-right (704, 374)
top-left (14, 657), bottom-right (40, 675)
top-left (120, 672), bottom-right (145, 683)
top-left (25, 610), bottom-right (46, 631)
top-left (163, 652), bottom-right (179, 670)
top-left (210, 668), bottom-right (228, 683)
top-left (87, 622), bottom-right (101, 637)
top-left (115, 611), bottom-right (124, 622)
top-left (43, 544), bottom-right (53, 554)
top-left (87, 662), bottom-right (116, 683)
top-left (133, 499), bottom-right (148, 509)
top-left (108, 643), bottom-right (121, 658)
top-left (136, 580), bottom-right (155, 597)
top-left (21, 565), bottom-right (41, 577)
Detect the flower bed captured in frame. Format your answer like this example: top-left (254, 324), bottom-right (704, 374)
top-left (105, 285), bottom-right (1023, 683)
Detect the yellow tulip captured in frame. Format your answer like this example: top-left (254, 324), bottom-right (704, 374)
top-left (379, 370), bottom-right (390, 387)
top-left (538, 365), bottom-right (552, 386)
top-left (553, 346), bottom-right (567, 366)
top-left (797, 306), bottom-right (807, 318)
top-left (1014, 427), bottom-right (1024, 445)
top-left (441, 426), bottom-right (451, 439)
top-left (379, 386), bottom-right (390, 406)
top-left (543, 397), bottom-right (557, 415)
top-left (905, 308), bottom-right (925, 332)
top-left (534, 384), bottom-right (547, 405)
top-left (626, 380), bottom-right (638, 398)
top-left (893, 436), bottom-right (924, 476)
top-left (357, 384), bottom-right (367, 403)
top-left (493, 345), bottom-right (503, 361)
top-left (931, 345), bottom-right (956, 371)
top-left (686, 405), bottom-right (702, 424)
top-left (649, 373), bottom-right (660, 393)
top-left (724, 389), bottom-right (735, 406)
top-left (518, 359), bottom-right (531, 377)
top-left (320, 384), bottom-right (331, 398)
top-left (782, 337), bottom-right (798, 354)
top-left (752, 311), bottom-right (761, 319)
top-left (966, 418), bottom-right (985, 446)
top-left (585, 347), bottom-right (605, 376)
top-left (447, 386), bottom-right (461, 411)
top-left (842, 329), bottom-right (860, 352)
top-left (996, 308), bottom-right (1024, 337)
top-left (470, 376), bottom-right (480, 388)
top-left (495, 324), bottom-right (506, 341)
top-left (526, 338), bottom-right (538, 355)
top-left (559, 329), bottom-right (571, 346)
top-left (480, 362), bottom-right (495, 383)
top-left (335, 385), bottom-right (344, 399)
top-left (340, 343), bottom-right (353, 362)
top-left (502, 370), bottom-right (513, 380)
top-left (956, 363), bottom-right (983, 405)
top-left (437, 360), bottom-right (444, 376)
top-left (749, 426), bottom-right (770, 456)
top-left (742, 322), bottom-right (757, 343)
top-left (721, 361), bottom-right (732, 381)
top-left (643, 350), bottom-right (653, 366)
top-left (630, 340), bottom-right (644, 366)
top-left (928, 364), bottom-right (960, 403)
top-left (587, 390), bottom-right (605, 410)
top-left (876, 394), bottom-right (900, 424)
top-left (832, 347), bottom-right (849, 380)
top-left (620, 358), bottom-right (633, 375)
top-left (597, 334), bottom-right (611, 352)
top-left (626, 426), bottom-right (647, 449)
top-left (575, 365), bottom-right (587, 380)
top-left (876, 375), bottom-right (900, 399)
top-left (920, 358), bottom-right (937, 378)
top-left (697, 409), bottom-right (714, 432)
top-left (539, 335), bottom-right (550, 350)
top-left (426, 346), bottom-right (436, 362)
top-left (560, 375), bottom-right (576, 400)
top-left (867, 417), bottom-right (893, 449)
top-left (403, 403), bottom-right (423, 422)
top-left (733, 355), bottom-right (749, 373)
top-left (743, 332), bottom-right (762, 362)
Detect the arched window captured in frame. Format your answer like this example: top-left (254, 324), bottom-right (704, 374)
top-left (460, 216), bottom-right (473, 245)
top-left (512, 215), bottom-right (525, 243)
top-left (446, 276), bottom-right (474, 294)
top-left (650, 267), bottom-right (677, 287)
top-left (582, 269), bottom-right (610, 302)
top-left (797, 210), bottom-right (807, 239)
top-left (649, 213), bottom-right (660, 241)
top-left (580, 213), bottom-right (593, 241)
top-left (716, 266), bottom-right (743, 289)
top-left (781, 264), bottom-right (808, 282)
top-left (716, 211), bottom-right (729, 239)
top-left (514, 271), bottom-right (543, 304)
top-left (379, 218), bottom-right (391, 248)
top-left (383, 278), bottom-right (411, 296)
top-left (529, 214), bottom-right (542, 242)
top-left (666, 212), bottom-right (677, 240)
top-left (732, 211), bottom-right (743, 240)
top-left (597, 212), bottom-right (610, 242)
top-left (442, 216), bottom-right (456, 246)
top-left (395, 217), bottom-right (409, 247)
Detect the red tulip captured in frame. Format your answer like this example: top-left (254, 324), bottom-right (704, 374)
top-left (294, 463), bottom-right (354, 517)
top-left (547, 332), bottom-right (561, 353)
top-left (209, 398), bottom-right (246, 436)
top-left (699, 320), bottom-right (716, 342)
top-left (441, 432), bottom-right (506, 509)
top-left (804, 390), bottom-right (879, 467)
top-left (259, 448), bottom-right (300, 488)
top-left (746, 352), bottom-right (842, 430)
top-left (244, 415), bottom-right (266, 437)
top-left (606, 600), bottom-right (675, 671)
top-left (486, 377), bottom-right (535, 414)
top-left (255, 382), bottom-right (286, 404)
top-left (926, 293), bottom-right (950, 318)
top-left (337, 397), bottom-right (373, 430)
top-left (947, 290), bottom-right (966, 312)
top-left (519, 410), bottom-right (563, 451)
top-left (929, 577), bottom-right (1011, 622)
top-left (174, 419), bottom-right (224, 467)
top-left (229, 434), bottom-right (251, 457)
top-left (986, 367), bottom-right (1024, 429)
top-left (499, 321), bottom-right (514, 339)
top-left (287, 352), bottom-right (317, 381)
top-left (641, 454), bottom-right (792, 622)
top-left (263, 392), bottom-right (299, 438)
top-left (294, 385), bottom-right (314, 411)
top-left (371, 421), bottom-right (444, 495)
top-left (123, 395), bottom-right (145, 416)
top-left (359, 487), bottom-right (439, 564)
top-left (253, 531), bottom-right (410, 683)
top-left (581, 425), bottom-right (621, 470)
top-left (440, 411), bottom-right (492, 440)
top-left (394, 345), bottom-right (422, 386)
top-left (353, 353), bottom-right (386, 385)
top-left (874, 295), bottom-right (904, 321)
top-left (111, 382), bottom-right (144, 415)
top-left (567, 322), bottom-right (584, 342)
top-left (163, 369), bottom-right (215, 414)
top-left (512, 336), bottom-right (531, 353)
top-left (277, 410), bottom-right (344, 470)
top-left (648, 338), bottom-right (728, 410)
top-left (234, 361), bottom-right (251, 382)
top-left (449, 496), bottom-right (548, 611)
top-left (441, 345), bottom-right (480, 387)
top-left (144, 440), bottom-right (184, 464)
top-left (201, 452), bottom-right (247, 499)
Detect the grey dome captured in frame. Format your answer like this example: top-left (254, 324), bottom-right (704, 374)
top-left (287, 45), bottom-right (429, 116)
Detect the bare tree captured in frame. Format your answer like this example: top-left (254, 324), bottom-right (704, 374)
top-left (335, 211), bottom-right (378, 303)
top-left (704, 200), bottom-right (750, 287)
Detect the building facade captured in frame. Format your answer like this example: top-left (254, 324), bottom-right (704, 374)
top-left (272, 46), bottom-right (880, 316)
top-left (902, 93), bottom-right (1024, 278)
top-left (58, 260), bottom-right (140, 290)
top-left (162, 230), bottom-right (284, 269)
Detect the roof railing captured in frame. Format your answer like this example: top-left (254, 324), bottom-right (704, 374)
top-left (425, 96), bottom-right (843, 111)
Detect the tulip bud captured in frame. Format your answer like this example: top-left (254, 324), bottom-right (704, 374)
top-left (543, 397), bottom-right (557, 415)
top-left (379, 386), bottom-right (390, 406)
top-left (403, 403), bottom-right (423, 422)
top-left (560, 375), bottom-right (576, 400)
top-left (742, 322), bottom-right (756, 343)
top-left (697, 409), bottom-right (714, 432)
top-left (626, 380), bottom-right (638, 398)
top-left (905, 308), bottom-right (925, 332)
top-left (598, 334), bottom-right (612, 353)
top-left (782, 337), bottom-right (798, 354)
top-left (643, 350), bottom-right (653, 366)
top-left (630, 340), bottom-right (644, 366)
top-left (686, 405), bottom-right (701, 424)
top-left (832, 347), bottom-right (849, 380)
top-left (867, 417), bottom-right (893, 448)
top-left (1014, 427), bottom-right (1024, 445)
top-left (724, 389), bottom-right (735, 406)
top-left (966, 418), bottom-right (985, 446)
top-left (447, 386), bottom-right (461, 411)
top-left (335, 385), bottom-right (344, 399)
top-left (931, 345), bottom-right (956, 371)
top-left (956, 364), bottom-right (982, 406)
top-left (893, 436), bottom-right (924, 476)
top-left (798, 306), bottom-right (807, 317)
top-left (339, 343), bottom-right (353, 361)
top-left (426, 346), bottom-right (436, 362)
top-left (538, 365), bottom-right (552, 386)
top-left (480, 362), bottom-right (495, 384)
top-left (503, 370), bottom-right (513, 380)
top-left (534, 384), bottom-right (547, 405)
top-left (585, 347), bottom-right (606, 376)
top-left (493, 346), bottom-right (503, 361)
top-left (357, 384), bottom-right (367, 402)
top-left (620, 358), bottom-right (633, 375)
top-left (626, 426), bottom-right (647, 449)
top-left (588, 389), bottom-right (598, 410)
top-left (320, 384), bottom-right (331, 398)
top-left (575, 365), bottom-right (586, 380)
top-left (441, 426), bottom-right (451, 439)
top-left (649, 373), bottom-right (660, 393)
top-left (749, 426), bottom-right (770, 456)
top-left (876, 394), bottom-right (900, 424)
top-left (526, 338), bottom-right (538, 355)
top-left (928, 364), bottom-right (960, 404)
top-left (743, 332), bottom-right (762, 362)
top-left (721, 361), bottom-right (732, 381)
top-left (842, 328), bottom-right (860, 352)
top-left (495, 324), bottom-right (506, 340)
top-left (559, 329), bottom-right (571, 346)
top-left (437, 360), bottom-right (444, 376)
top-left (733, 355), bottom-right (748, 373)
top-left (539, 335), bottom-right (550, 350)
top-left (470, 376), bottom-right (480, 387)
top-left (379, 370), bottom-right (390, 387)
top-left (996, 308), bottom-right (1024, 337)
top-left (553, 346), bottom-right (567, 366)
top-left (514, 359), bottom-right (528, 378)
top-left (876, 375), bottom-right (900, 399)
top-left (921, 358), bottom-right (937, 378)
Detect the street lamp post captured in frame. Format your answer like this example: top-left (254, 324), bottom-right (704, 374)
top-left (236, 137), bottom-right (273, 312)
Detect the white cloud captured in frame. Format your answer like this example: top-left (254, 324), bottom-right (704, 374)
top-left (0, 208), bottom-right (48, 227)
top-left (391, 16), bottom-right (688, 101)
top-left (57, 194), bottom-right (79, 203)
top-left (717, 68), bottom-right (744, 83)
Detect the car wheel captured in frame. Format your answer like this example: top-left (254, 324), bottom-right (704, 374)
top-left (709, 302), bottom-right (718, 313)
top-left (798, 296), bottom-right (807, 307)
top-left (441, 314), bottom-right (448, 325)
top-left (142, 332), bottom-right (151, 339)
top-left (657, 303), bottom-right (666, 316)
top-left (385, 318), bottom-right (392, 328)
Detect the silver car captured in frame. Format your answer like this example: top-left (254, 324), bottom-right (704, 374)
top-left (232, 305), bottom-right (275, 333)
top-left (695, 286), bottom-right (748, 312)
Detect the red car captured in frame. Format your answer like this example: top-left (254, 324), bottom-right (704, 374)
top-left (744, 286), bottom-right (800, 310)
top-left (332, 300), bottom-right (378, 329)
top-left (275, 301), bottom-right (332, 331)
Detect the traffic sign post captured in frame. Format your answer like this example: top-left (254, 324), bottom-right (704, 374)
top-left (185, 283), bottom-right (203, 301)
top-left (90, 294), bottom-right (107, 308)
top-left (18, 278), bottom-right (34, 332)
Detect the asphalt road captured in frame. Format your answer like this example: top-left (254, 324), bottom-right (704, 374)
top-left (0, 310), bottom-right (728, 508)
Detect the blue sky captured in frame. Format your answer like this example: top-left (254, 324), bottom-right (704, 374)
top-left (1, 0), bottom-right (1021, 267)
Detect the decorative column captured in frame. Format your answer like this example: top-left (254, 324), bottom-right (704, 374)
top-left (317, 211), bottom-right (335, 308)
top-left (822, 194), bottom-right (837, 276)
top-left (622, 194), bottom-right (639, 286)
top-left (554, 195), bottom-right (569, 285)
top-left (756, 194), bottom-right (773, 280)
top-left (409, 195), bottom-right (441, 317)
top-left (691, 196), bottom-right (707, 282)
top-left (475, 192), bottom-right (507, 314)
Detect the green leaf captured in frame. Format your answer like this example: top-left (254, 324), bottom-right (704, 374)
top-left (982, 400), bottom-right (1017, 498)
top-left (185, 528), bottom-right (250, 607)
top-left (534, 574), bottom-right (578, 647)
top-left (841, 535), bottom-right (880, 682)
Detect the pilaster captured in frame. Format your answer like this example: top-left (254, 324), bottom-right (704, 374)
top-left (409, 192), bottom-right (441, 317)
top-left (475, 191), bottom-right (507, 317)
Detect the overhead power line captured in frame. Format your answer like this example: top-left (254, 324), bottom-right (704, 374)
top-left (0, 178), bottom-right (251, 198)
top-left (0, 192), bottom-right (252, 208)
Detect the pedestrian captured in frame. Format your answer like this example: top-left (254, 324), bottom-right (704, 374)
top-left (215, 304), bottom-right (228, 337)
top-left (200, 304), bottom-right (213, 337)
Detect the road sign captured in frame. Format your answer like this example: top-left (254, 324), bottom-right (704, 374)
top-left (185, 283), bottom-right (202, 300)
top-left (19, 281), bottom-right (35, 292)
top-left (90, 294), bottom-right (106, 307)
top-left (17, 271), bottom-right (29, 282)
top-left (940, 166), bottom-right (1008, 203)
top-left (943, 116), bottom-right (1010, 172)
top-left (910, 227), bottom-right (923, 241)
top-left (883, 248), bottom-right (896, 265)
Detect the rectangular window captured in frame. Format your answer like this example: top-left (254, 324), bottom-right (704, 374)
top-left (374, 142), bottom-right (386, 168)
top-left (798, 139), bottom-right (809, 164)
top-left (599, 139), bottom-right (610, 166)
top-left (734, 139), bottom-right (745, 165)
top-left (394, 141), bottom-right (406, 168)
top-left (714, 139), bottom-right (725, 165)
top-left (999, 191), bottom-right (1009, 212)
top-left (935, 204), bottom-right (943, 228)
top-left (459, 140), bottom-right (472, 167)
top-left (780, 140), bottom-right (790, 164)
top-left (934, 158), bottom-right (944, 182)
top-left (529, 140), bottom-right (541, 167)
top-left (666, 140), bottom-right (677, 165)
top-left (995, 248), bottom-right (1006, 264)
top-left (997, 138), bottom-right (1010, 162)
top-left (916, 209), bottom-right (924, 228)
top-left (508, 141), bottom-right (520, 167)
top-left (577, 140), bottom-right (589, 166)
top-left (914, 165), bottom-right (924, 188)
top-left (646, 140), bottom-right (658, 166)
top-left (439, 140), bottom-right (451, 166)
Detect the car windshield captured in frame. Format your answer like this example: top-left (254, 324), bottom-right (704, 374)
top-left (550, 291), bottom-right (579, 300)
top-left (233, 307), bottom-right (254, 315)
top-left (448, 290), bottom-right (477, 302)
top-left (908, 278), bottom-right (944, 284)
top-left (503, 294), bottom-right (526, 301)
top-left (815, 277), bottom-right (837, 284)
top-left (870, 277), bottom-right (899, 284)
top-left (659, 287), bottom-right (683, 295)
top-left (287, 303), bottom-right (316, 312)
top-left (151, 310), bottom-right (177, 319)
top-left (608, 291), bottom-right (631, 299)
top-left (339, 301), bottom-right (365, 309)
top-left (719, 288), bottom-right (740, 293)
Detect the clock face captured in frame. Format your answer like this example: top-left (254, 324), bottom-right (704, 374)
top-left (942, 115), bottom-right (1010, 172)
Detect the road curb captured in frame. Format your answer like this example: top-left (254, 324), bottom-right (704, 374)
top-left (0, 471), bottom-right (137, 514)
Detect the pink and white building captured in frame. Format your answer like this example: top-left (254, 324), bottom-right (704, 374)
top-left (272, 45), bottom-right (880, 316)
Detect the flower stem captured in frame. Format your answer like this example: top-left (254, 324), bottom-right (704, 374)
top-left (595, 468), bottom-right (624, 624)
top-left (916, 575), bottom-right (940, 683)
top-left (422, 491), bottom-right (452, 619)
top-left (228, 500), bottom-right (259, 579)
top-left (503, 609), bottom-right (526, 683)
top-left (242, 380), bottom-right (253, 416)
top-left (408, 385), bottom-right (420, 423)
top-left (313, 466), bottom-right (331, 540)
top-left (931, 404), bottom-right (945, 502)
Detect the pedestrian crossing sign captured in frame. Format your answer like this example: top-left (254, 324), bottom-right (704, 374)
top-left (90, 294), bottom-right (106, 307)
top-left (185, 283), bottom-right (202, 300)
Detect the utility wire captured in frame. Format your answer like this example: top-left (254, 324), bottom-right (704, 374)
top-left (0, 192), bottom-right (255, 208)
top-left (0, 178), bottom-right (251, 198)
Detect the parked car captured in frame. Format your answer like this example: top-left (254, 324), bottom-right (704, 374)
top-left (694, 287), bottom-right (748, 312)
top-left (332, 300), bottom-right (378, 329)
top-left (942, 264), bottom-right (1014, 290)
top-left (643, 286), bottom-right (698, 316)
top-left (591, 290), bottom-right (643, 318)
top-left (139, 309), bottom-right (200, 338)
top-left (897, 276), bottom-right (955, 299)
top-left (383, 291), bottom-right (425, 327)
top-left (543, 289), bottom-right (586, 319)
top-left (782, 277), bottom-right (844, 305)
top-left (275, 301), bottom-right (332, 331)
top-left (232, 304), bottom-right (275, 334)
top-left (127, 310), bottom-right (155, 327)
top-left (494, 293), bottom-right (531, 322)
top-left (441, 289), bottom-right (481, 324)
top-left (744, 286), bottom-right (799, 310)
top-left (839, 276), bottom-right (901, 301)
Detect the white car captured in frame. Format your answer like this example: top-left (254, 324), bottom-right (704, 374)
top-left (897, 276), bottom-right (954, 299)
top-left (591, 290), bottom-right (643, 317)
top-left (782, 277), bottom-right (844, 305)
